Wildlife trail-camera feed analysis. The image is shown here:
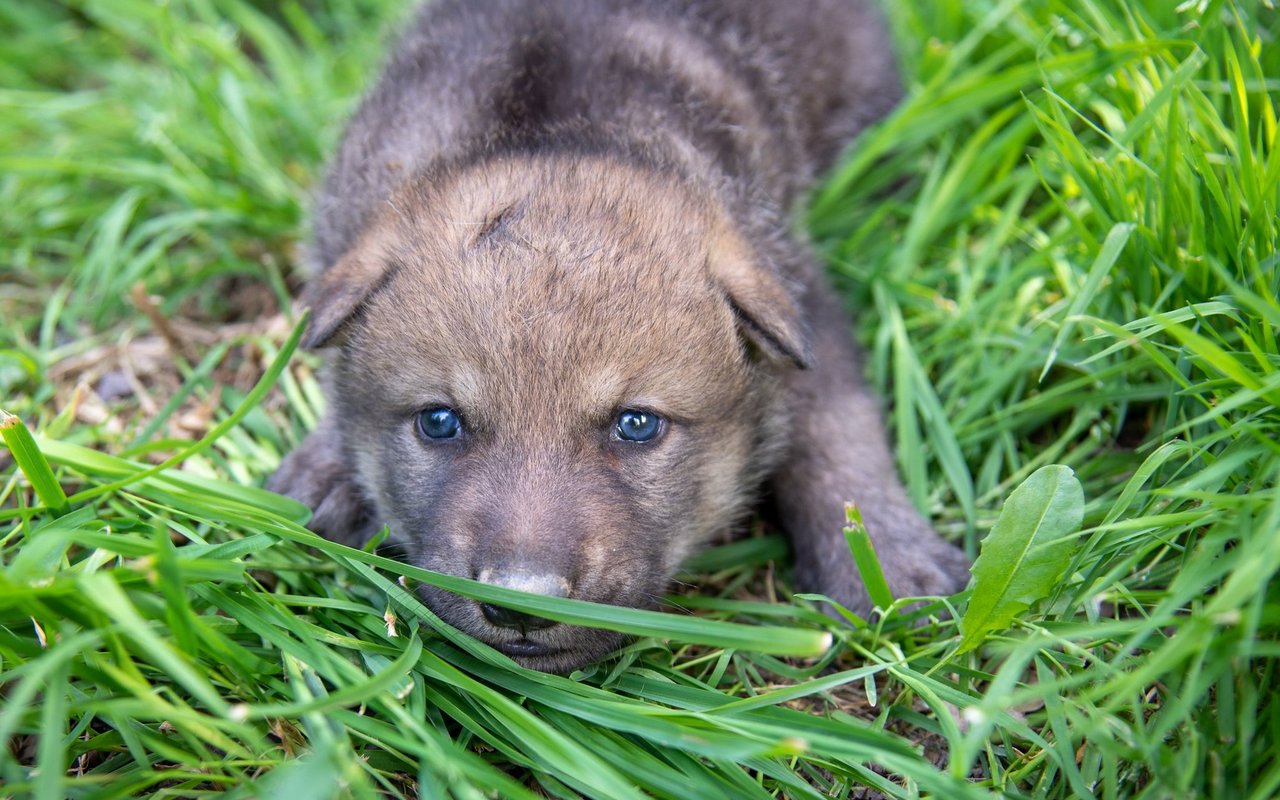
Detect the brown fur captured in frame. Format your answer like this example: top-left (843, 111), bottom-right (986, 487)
top-left (271, 0), bottom-right (969, 671)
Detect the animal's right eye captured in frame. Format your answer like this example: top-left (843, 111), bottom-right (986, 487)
top-left (614, 409), bottom-right (663, 443)
top-left (417, 407), bottom-right (462, 440)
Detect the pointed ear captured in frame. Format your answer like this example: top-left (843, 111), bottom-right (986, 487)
top-left (709, 228), bottom-right (814, 370)
top-left (301, 248), bottom-right (394, 349)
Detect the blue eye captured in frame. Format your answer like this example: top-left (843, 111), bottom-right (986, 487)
top-left (615, 409), bottom-right (663, 443)
top-left (417, 407), bottom-right (462, 440)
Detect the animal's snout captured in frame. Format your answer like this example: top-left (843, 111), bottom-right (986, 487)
top-left (476, 567), bottom-right (570, 633)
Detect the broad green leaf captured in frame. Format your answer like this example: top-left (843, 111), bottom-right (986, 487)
top-left (252, 743), bottom-right (346, 800)
top-left (959, 465), bottom-right (1084, 653)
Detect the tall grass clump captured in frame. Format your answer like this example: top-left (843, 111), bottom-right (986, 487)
top-left (2, 0), bottom-right (1277, 797)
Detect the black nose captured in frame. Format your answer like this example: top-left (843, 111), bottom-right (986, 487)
top-left (480, 603), bottom-right (557, 633)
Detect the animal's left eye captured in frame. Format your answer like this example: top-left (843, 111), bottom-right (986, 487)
top-left (614, 409), bottom-right (663, 443)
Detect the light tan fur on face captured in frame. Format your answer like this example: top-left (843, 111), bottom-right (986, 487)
top-left (308, 154), bottom-right (791, 669)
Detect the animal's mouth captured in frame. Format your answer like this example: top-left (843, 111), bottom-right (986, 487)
top-left (496, 638), bottom-right (557, 659)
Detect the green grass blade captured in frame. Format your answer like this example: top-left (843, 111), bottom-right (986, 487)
top-left (0, 410), bottom-right (69, 515)
top-left (843, 502), bottom-right (894, 610)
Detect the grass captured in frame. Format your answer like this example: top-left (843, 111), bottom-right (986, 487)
top-left (1, 0), bottom-right (1278, 797)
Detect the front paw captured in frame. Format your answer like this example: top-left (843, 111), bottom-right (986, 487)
top-left (877, 531), bottom-right (971, 602)
top-left (794, 527), bottom-right (970, 616)
top-left (268, 424), bottom-right (379, 547)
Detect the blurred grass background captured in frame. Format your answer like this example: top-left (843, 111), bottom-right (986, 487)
top-left (1, 0), bottom-right (1278, 797)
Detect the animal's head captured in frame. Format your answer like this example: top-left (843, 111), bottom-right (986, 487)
top-left (304, 154), bottom-right (810, 671)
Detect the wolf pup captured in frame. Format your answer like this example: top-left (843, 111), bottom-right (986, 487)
top-left (271, 0), bottom-right (970, 671)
